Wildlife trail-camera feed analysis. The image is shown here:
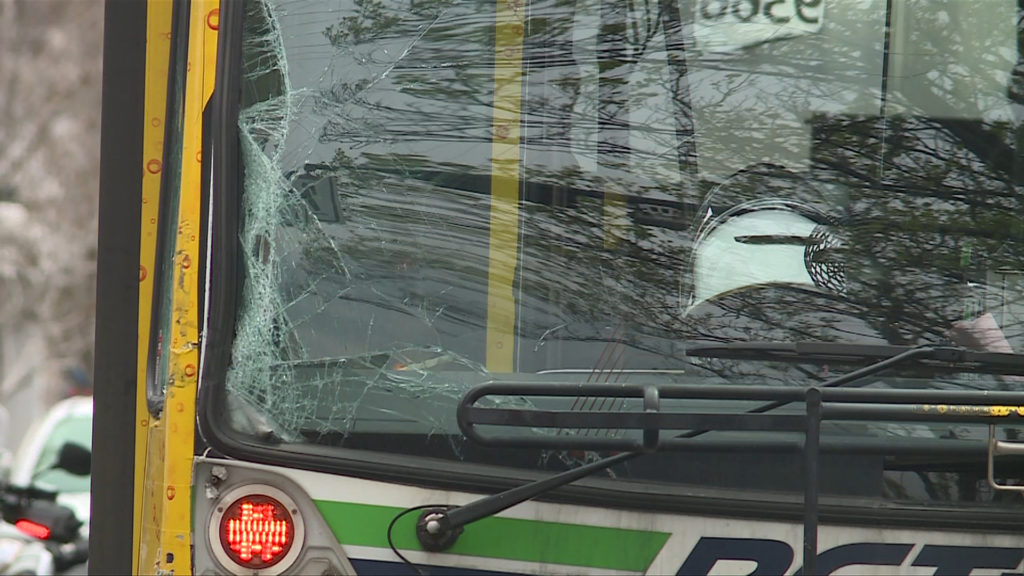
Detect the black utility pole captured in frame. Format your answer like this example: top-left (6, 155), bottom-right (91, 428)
top-left (91, 1), bottom-right (146, 573)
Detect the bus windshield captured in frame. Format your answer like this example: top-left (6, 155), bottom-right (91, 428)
top-left (222, 0), bottom-right (1024, 504)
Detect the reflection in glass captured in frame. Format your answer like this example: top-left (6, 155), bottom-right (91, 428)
top-left (224, 0), bottom-right (1024, 507)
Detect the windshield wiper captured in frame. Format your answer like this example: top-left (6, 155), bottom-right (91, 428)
top-left (685, 341), bottom-right (1024, 376)
top-left (414, 344), bottom-right (1000, 552)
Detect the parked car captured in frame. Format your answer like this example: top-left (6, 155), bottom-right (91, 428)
top-left (7, 396), bottom-right (92, 533)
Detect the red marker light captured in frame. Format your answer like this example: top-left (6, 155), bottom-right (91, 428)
top-left (219, 495), bottom-right (294, 568)
top-left (15, 519), bottom-right (50, 540)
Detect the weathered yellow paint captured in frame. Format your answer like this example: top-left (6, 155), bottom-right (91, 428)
top-left (138, 418), bottom-right (167, 574)
top-left (136, 1), bottom-right (173, 574)
top-left (486, 0), bottom-right (525, 373)
top-left (146, 2), bottom-right (219, 574)
top-left (603, 185), bottom-right (628, 250)
top-left (916, 404), bottom-right (1024, 417)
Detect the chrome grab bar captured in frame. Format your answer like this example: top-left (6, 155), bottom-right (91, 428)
top-left (987, 424), bottom-right (1024, 492)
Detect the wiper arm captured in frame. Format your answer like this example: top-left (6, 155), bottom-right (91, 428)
top-left (414, 450), bottom-right (637, 551)
top-left (414, 344), bottom-right (971, 552)
top-left (685, 341), bottom-right (1024, 376)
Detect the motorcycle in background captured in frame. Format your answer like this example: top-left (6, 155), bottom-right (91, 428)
top-left (0, 443), bottom-right (90, 575)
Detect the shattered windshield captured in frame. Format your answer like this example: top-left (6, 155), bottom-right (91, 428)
top-left (223, 0), bottom-right (1024, 504)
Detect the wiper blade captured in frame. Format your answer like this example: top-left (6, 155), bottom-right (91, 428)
top-left (412, 344), bottom-right (968, 552)
top-left (685, 341), bottom-right (1024, 376)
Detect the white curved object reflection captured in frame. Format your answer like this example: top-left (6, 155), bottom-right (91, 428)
top-left (690, 209), bottom-right (818, 310)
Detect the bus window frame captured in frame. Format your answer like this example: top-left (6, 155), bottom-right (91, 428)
top-left (196, 0), bottom-right (1024, 536)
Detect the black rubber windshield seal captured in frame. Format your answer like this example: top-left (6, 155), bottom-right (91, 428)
top-left (198, 0), bottom-right (242, 454)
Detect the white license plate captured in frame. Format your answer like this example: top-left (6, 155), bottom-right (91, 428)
top-left (694, 0), bottom-right (825, 52)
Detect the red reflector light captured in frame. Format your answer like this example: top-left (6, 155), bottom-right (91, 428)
top-left (218, 495), bottom-right (294, 569)
top-left (15, 519), bottom-right (50, 540)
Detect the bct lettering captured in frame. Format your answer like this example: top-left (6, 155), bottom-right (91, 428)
top-left (676, 537), bottom-right (1024, 575)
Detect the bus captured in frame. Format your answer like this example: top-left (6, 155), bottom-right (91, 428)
top-left (93, 0), bottom-right (1024, 574)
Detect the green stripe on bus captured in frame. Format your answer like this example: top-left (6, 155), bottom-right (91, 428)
top-left (314, 500), bottom-right (669, 572)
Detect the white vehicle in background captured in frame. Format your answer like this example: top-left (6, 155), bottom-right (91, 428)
top-left (8, 396), bottom-right (93, 533)
top-left (0, 440), bottom-right (91, 575)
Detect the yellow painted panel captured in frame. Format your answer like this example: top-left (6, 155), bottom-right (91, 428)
top-left (152, 1), bottom-right (219, 574)
top-left (136, 1), bottom-right (173, 574)
top-left (138, 419), bottom-right (167, 574)
top-left (486, 0), bottom-right (525, 373)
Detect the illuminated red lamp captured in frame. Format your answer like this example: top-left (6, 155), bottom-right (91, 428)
top-left (15, 519), bottom-right (51, 540)
top-left (218, 495), bottom-right (294, 569)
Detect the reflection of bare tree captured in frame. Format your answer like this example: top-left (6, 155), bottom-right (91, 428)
top-left (270, 0), bottom-right (1024, 362)
top-left (811, 115), bottom-right (1024, 346)
top-left (232, 0), bottom-right (1024, 503)
top-left (0, 1), bottom-right (101, 420)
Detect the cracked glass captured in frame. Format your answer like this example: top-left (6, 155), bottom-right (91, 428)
top-left (224, 0), bottom-right (1024, 504)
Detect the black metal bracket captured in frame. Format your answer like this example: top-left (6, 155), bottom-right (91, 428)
top-left (415, 508), bottom-right (463, 552)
